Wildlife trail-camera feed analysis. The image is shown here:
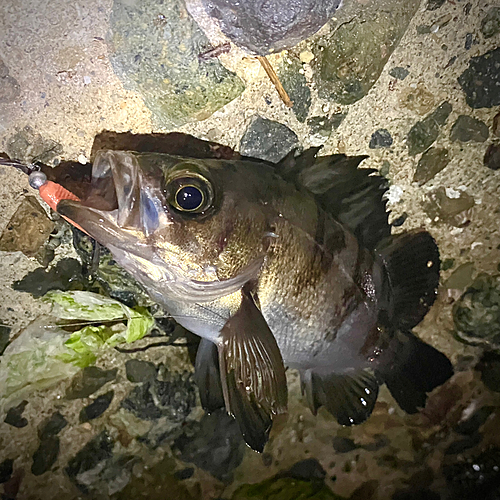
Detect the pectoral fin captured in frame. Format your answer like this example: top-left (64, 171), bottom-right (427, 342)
top-left (218, 287), bottom-right (288, 452)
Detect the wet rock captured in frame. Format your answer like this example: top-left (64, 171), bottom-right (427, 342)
top-left (450, 115), bottom-right (489, 143)
top-left (389, 67), bottom-right (409, 80)
top-left (240, 116), bottom-right (299, 163)
top-left (453, 274), bottom-right (500, 348)
top-left (0, 196), bottom-right (55, 260)
top-left (65, 366), bottom-right (117, 400)
top-left (445, 262), bottom-right (475, 290)
top-left (332, 436), bottom-right (357, 453)
top-left (369, 129), bottom-right (393, 149)
top-left (278, 56), bottom-right (311, 122)
top-left (413, 147), bottom-right (450, 185)
top-left (478, 352), bottom-right (500, 393)
top-left (484, 144), bottom-right (500, 171)
top-left (65, 431), bottom-right (114, 494)
top-left (424, 187), bottom-right (475, 226)
top-left (122, 372), bottom-right (195, 422)
top-left (200, 0), bottom-right (341, 54)
top-left (406, 102), bottom-right (452, 156)
top-left (284, 459), bottom-right (326, 480)
top-left (0, 458), bottom-right (13, 484)
top-left (311, 0), bottom-right (420, 104)
top-left (4, 401), bottom-right (28, 428)
top-left (31, 435), bottom-right (60, 476)
top-left (5, 126), bottom-right (62, 164)
top-left (0, 57), bottom-right (20, 103)
top-left (0, 324), bottom-right (10, 355)
top-left (125, 359), bottom-right (157, 383)
top-left (174, 409), bottom-right (245, 483)
top-left (458, 47), bottom-right (500, 109)
top-left (455, 406), bottom-right (495, 435)
top-left (426, 0), bottom-right (445, 11)
top-left (493, 112), bottom-right (500, 138)
top-left (13, 258), bottom-right (85, 298)
top-left (444, 447), bottom-right (500, 497)
top-left (80, 391), bottom-right (114, 422)
top-left (307, 113), bottom-right (346, 138)
top-left (481, 7), bottom-right (500, 39)
top-left (39, 412), bottom-right (67, 440)
top-left (108, 0), bottom-right (244, 129)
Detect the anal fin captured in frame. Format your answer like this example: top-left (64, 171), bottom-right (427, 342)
top-left (301, 368), bottom-right (379, 425)
top-left (219, 286), bottom-right (288, 452)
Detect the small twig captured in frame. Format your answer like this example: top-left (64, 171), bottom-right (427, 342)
top-left (114, 340), bottom-right (195, 353)
top-left (257, 55), bottom-right (293, 108)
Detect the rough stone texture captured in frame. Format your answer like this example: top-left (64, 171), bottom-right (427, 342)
top-left (480, 7), bottom-right (500, 39)
top-left (369, 128), bottom-right (393, 149)
top-left (125, 359), bottom-right (157, 383)
top-left (108, 0), bottom-right (244, 129)
top-left (200, 0), bottom-right (342, 55)
top-left (5, 126), bottom-right (62, 164)
top-left (458, 47), bottom-right (500, 109)
top-left (311, 0), bottom-right (420, 104)
top-left (0, 57), bottom-right (20, 104)
top-left (278, 56), bottom-right (311, 122)
top-left (65, 367), bottom-right (117, 400)
top-left (450, 115), bottom-right (489, 143)
top-left (389, 67), bottom-right (409, 80)
top-left (413, 147), bottom-right (450, 185)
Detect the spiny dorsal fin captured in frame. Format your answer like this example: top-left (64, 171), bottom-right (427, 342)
top-left (277, 149), bottom-right (391, 251)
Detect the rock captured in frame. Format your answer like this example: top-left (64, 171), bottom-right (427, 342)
top-left (406, 102), bottom-right (452, 156)
top-left (307, 113), bottom-right (346, 138)
top-left (458, 47), bottom-right (500, 109)
top-left (5, 126), bottom-right (62, 164)
top-left (12, 258), bottom-right (85, 298)
top-left (391, 213), bottom-right (408, 227)
top-left (65, 431), bottom-right (114, 494)
top-left (455, 406), bottom-right (495, 435)
top-left (481, 7), bottom-right (500, 39)
top-left (369, 129), bottom-right (393, 149)
top-left (465, 33), bottom-right (474, 50)
top-left (0, 324), bottom-right (10, 355)
top-left (121, 372), bottom-right (195, 423)
top-left (38, 412), bottom-right (67, 440)
top-left (477, 352), bottom-right (500, 393)
top-left (0, 57), bottom-right (20, 103)
top-left (332, 436), bottom-right (357, 453)
top-left (484, 144), bottom-right (500, 171)
top-left (413, 147), bottom-right (450, 185)
top-left (392, 489), bottom-right (440, 500)
top-left (284, 459), bottom-right (326, 481)
top-left (65, 366), bottom-right (117, 400)
top-left (174, 409), bottom-right (245, 483)
top-left (125, 359), bottom-right (157, 383)
top-left (240, 116), bottom-right (299, 163)
top-left (426, 0), bottom-right (445, 10)
top-left (199, 0), bottom-right (342, 55)
top-left (442, 258), bottom-right (455, 271)
top-left (278, 56), bottom-right (311, 122)
top-left (493, 112), bottom-right (500, 138)
top-left (4, 401), bottom-right (28, 428)
top-left (450, 115), bottom-right (489, 143)
top-left (0, 196), bottom-right (55, 259)
top-left (311, 0), bottom-right (420, 105)
top-left (31, 435), bottom-right (60, 476)
top-left (80, 391), bottom-right (114, 422)
top-left (174, 468), bottom-right (194, 480)
top-left (453, 274), bottom-right (500, 348)
top-left (424, 186), bottom-right (475, 226)
top-left (445, 262), bottom-right (475, 290)
top-left (400, 84), bottom-right (437, 115)
top-left (444, 433), bottom-right (482, 455)
top-left (108, 0), bottom-right (244, 129)
top-left (389, 67), bottom-right (409, 80)
top-left (0, 458), bottom-right (13, 484)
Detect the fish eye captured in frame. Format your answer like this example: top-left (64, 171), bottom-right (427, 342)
top-left (175, 185), bottom-right (204, 211)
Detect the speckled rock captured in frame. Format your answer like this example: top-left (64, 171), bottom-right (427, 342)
top-left (0, 196), bottom-right (55, 260)
top-left (0, 57), bottom-right (20, 104)
top-left (413, 147), bottom-right (450, 185)
top-left (426, 0), bottom-right (445, 11)
top-left (278, 56), bottom-right (311, 122)
top-left (5, 126), bottom-right (62, 164)
top-left (79, 391), bottom-right (114, 422)
top-left (481, 7), bottom-right (500, 39)
top-left (65, 366), bottom-right (117, 400)
top-left (311, 0), bottom-right (420, 104)
top-left (450, 115), bottom-right (489, 143)
top-left (389, 67), bottom-right (409, 80)
top-left (453, 273), bottom-right (500, 348)
top-left (369, 129), bottom-right (393, 149)
top-left (458, 47), bottom-right (500, 109)
top-left (108, 0), bottom-right (244, 129)
top-left (307, 113), bottom-right (346, 140)
top-left (240, 116), bottom-right (299, 163)
top-left (125, 359), bottom-right (157, 383)
top-left (484, 144), bottom-right (500, 171)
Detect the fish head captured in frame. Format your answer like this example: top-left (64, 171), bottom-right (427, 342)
top-left (57, 150), bottom-right (278, 303)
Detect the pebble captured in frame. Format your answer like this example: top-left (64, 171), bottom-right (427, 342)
top-left (369, 129), bottom-right (393, 149)
top-left (493, 112), bottom-right (500, 138)
top-left (65, 366), bottom-right (117, 400)
top-left (79, 391), bottom-right (114, 422)
top-left (413, 147), bottom-right (450, 185)
top-left (389, 67), bottom-right (409, 80)
top-left (4, 401), bottom-right (28, 428)
top-left (426, 0), bottom-right (445, 10)
top-left (450, 115), bottom-right (489, 143)
top-left (484, 143), bottom-right (500, 171)
top-left (125, 359), bottom-right (157, 383)
top-left (480, 7), bottom-right (500, 39)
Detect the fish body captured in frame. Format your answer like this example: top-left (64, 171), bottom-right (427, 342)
top-left (49, 143), bottom-right (453, 451)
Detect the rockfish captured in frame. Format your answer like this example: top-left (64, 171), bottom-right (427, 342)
top-left (31, 142), bottom-right (453, 451)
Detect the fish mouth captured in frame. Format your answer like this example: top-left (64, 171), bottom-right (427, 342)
top-left (57, 150), bottom-right (166, 247)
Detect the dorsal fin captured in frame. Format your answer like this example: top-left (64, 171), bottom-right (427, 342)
top-left (277, 149), bottom-right (390, 250)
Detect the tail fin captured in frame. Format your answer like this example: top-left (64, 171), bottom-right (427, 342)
top-left (376, 330), bottom-right (453, 413)
top-left (376, 231), bottom-right (440, 330)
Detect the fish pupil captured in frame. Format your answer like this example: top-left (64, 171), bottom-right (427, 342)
top-left (176, 185), bottom-right (203, 211)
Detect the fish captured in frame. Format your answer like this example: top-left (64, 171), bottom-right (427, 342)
top-left (31, 143), bottom-right (453, 451)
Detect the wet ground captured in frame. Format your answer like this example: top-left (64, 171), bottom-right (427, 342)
top-left (0, 0), bottom-right (500, 498)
